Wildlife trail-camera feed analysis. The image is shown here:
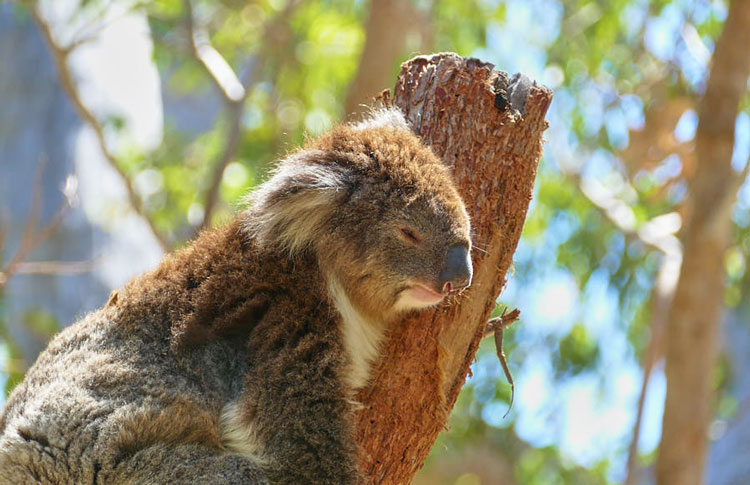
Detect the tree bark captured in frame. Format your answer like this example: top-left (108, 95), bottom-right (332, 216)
top-left (355, 53), bottom-right (552, 484)
top-left (656, 1), bottom-right (750, 484)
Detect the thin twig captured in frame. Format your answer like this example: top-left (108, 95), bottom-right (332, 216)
top-left (185, 0), bottom-right (251, 231)
top-left (12, 260), bottom-right (96, 276)
top-left (198, 101), bottom-right (246, 231)
top-left (60, 2), bottom-right (118, 55)
top-left (483, 308), bottom-right (520, 337)
top-left (0, 163), bottom-right (75, 290)
top-left (624, 261), bottom-right (675, 485)
top-left (29, 5), bottom-right (171, 252)
top-left (484, 308), bottom-right (520, 418)
top-left (623, 160), bottom-right (748, 483)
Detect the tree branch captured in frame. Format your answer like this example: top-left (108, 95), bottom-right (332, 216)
top-left (11, 260), bottom-right (96, 276)
top-left (0, 163), bottom-right (76, 291)
top-left (186, 0), bottom-right (304, 232)
top-left (183, 0), bottom-right (246, 103)
top-left (624, 249), bottom-right (680, 485)
top-left (29, 5), bottom-right (171, 252)
top-left (625, 163), bottom-right (748, 483)
top-left (559, 161), bottom-right (683, 257)
top-left (560, 152), bottom-right (688, 485)
top-left (485, 308), bottom-right (521, 418)
top-left (561, 163), bottom-right (681, 483)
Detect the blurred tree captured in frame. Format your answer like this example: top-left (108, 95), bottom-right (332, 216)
top-left (343, 0), bottom-right (423, 120)
top-left (5, 0), bottom-right (750, 483)
top-left (0, 3), bottom-right (108, 393)
top-left (657, 1), bottom-right (750, 483)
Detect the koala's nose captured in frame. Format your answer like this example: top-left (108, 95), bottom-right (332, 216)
top-left (439, 244), bottom-right (473, 294)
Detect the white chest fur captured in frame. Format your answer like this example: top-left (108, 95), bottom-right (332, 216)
top-left (219, 279), bottom-right (384, 458)
top-left (219, 402), bottom-right (266, 463)
top-left (327, 277), bottom-right (385, 390)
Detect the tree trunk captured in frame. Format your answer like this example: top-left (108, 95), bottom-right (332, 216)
top-left (355, 53), bottom-right (552, 484)
top-left (656, 1), bottom-right (750, 484)
top-left (343, 0), bottom-right (414, 120)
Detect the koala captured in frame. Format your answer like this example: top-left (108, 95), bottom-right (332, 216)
top-left (0, 109), bottom-right (472, 484)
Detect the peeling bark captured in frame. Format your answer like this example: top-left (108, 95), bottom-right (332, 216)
top-left (355, 53), bottom-right (552, 484)
top-left (656, 1), bottom-right (750, 484)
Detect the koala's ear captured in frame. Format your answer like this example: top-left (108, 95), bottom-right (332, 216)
top-left (243, 150), bottom-right (353, 254)
top-left (352, 108), bottom-right (411, 132)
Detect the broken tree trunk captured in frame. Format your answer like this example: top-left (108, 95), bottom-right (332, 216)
top-left (355, 53), bottom-right (552, 483)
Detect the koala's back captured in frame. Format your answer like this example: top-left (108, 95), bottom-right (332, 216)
top-left (0, 221), bottom-right (308, 484)
top-left (0, 304), bottom-right (247, 484)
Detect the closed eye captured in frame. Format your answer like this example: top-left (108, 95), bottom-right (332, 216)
top-left (398, 226), bottom-right (422, 245)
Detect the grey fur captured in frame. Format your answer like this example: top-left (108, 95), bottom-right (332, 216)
top-left (0, 109), bottom-right (472, 484)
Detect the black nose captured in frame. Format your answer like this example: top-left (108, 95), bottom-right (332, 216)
top-left (439, 244), bottom-right (473, 294)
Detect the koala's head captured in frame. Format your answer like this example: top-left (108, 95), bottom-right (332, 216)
top-left (245, 109), bottom-right (472, 322)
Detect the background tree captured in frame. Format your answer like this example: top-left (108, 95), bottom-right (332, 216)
top-left (3, 0), bottom-right (750, 483)
top-left (656, 2), bottom-right (750, 484)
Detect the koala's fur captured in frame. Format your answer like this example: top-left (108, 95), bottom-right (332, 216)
top-left (0, 109), bottom-right (472, 484)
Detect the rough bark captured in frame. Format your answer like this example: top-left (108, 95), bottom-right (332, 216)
top-left (656, 1), bottom-right (750, 484)
top-left (355, 53), bottom-right (552, 484)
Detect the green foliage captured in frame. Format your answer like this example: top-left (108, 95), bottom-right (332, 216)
top-left (0, 296), bottom-right (24, 396)
top-left (21, 310), bottom-right (60, 340)
top-left (0, 300), bottom-right (59, 396)
top-left (433, 0), bottom-right (500, 56)
top-left (130, 0), bottom-right (370, 243)
top-left (556, 324), bottom-right (599, 376)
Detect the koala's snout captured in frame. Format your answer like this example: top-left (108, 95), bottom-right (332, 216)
top-left (439, 244), bottom-right (472, 294)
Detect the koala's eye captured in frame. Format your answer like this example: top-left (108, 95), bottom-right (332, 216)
top-left (398, 226), bottom-right (422, 245)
